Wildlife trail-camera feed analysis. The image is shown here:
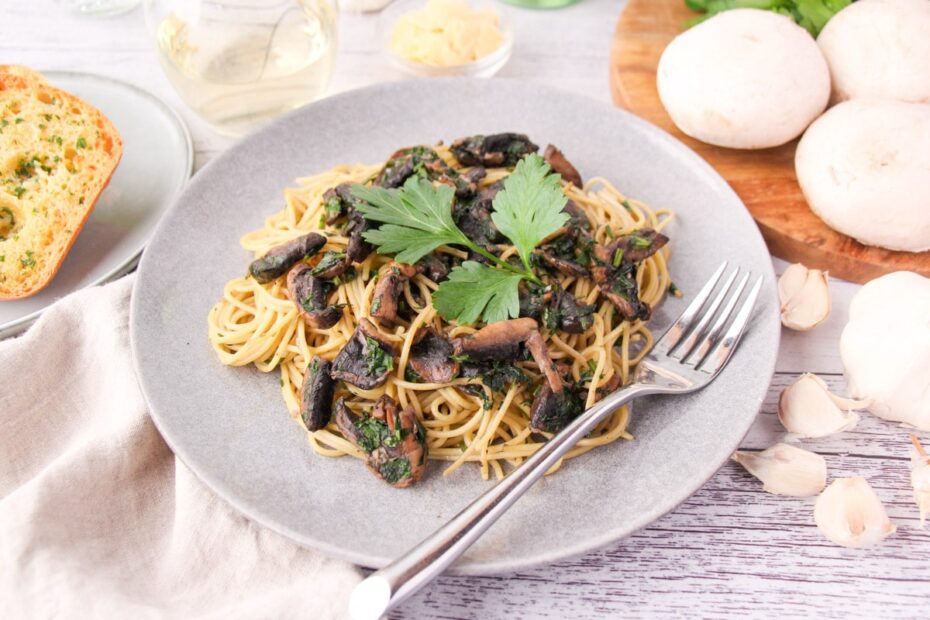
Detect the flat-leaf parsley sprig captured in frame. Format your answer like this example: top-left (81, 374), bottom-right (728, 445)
top-left (351, 154), bottom-right (568, 325)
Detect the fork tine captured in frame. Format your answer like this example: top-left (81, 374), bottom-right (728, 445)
top-left (654, 261), bottom-right (727, 352)
top-left (673, 267), bottom-right (739, 359)
top-left (696, 274), bottom-right (764, 373)
top-left (685, 271), bottom-right (750, 364)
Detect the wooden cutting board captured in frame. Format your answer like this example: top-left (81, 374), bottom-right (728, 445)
top-left (609, 0), bottom-right (930, 284)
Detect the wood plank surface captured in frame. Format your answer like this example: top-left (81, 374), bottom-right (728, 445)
top-left (609, 0), bottom-right (930, 285)
top-left (9, 2), bottom-right (929, 618)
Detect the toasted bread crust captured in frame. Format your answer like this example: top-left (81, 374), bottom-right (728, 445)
top-left (0, 65), bottom-right (123, 299)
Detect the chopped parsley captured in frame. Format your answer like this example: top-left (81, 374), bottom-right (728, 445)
top-left (355, 415), bottom-right (405, 454)
top-left (379, 457), bottom-right (412, 484)
top-left (12, 186), bottom-right (26, 199)
top-left (20, 250), bottom-right (35, 269)
top-left (76, 136), bottom-right (87, 149)
top-left (364, 337), bottom-right (394, 376)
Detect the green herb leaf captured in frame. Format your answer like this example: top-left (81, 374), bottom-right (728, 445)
top-left (432, 261), bottom-right (523, 325)
top-left (352, 177), bottom-right (470, 264)
top-left (491, 154), bottom-right (569, 272)
top-left (76, 136), bottom-right (87, 149)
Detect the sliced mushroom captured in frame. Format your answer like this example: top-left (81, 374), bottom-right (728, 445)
top-left (553, 290), bottom-right (596, 334)
top-left (416, 253), bottom-right (451, 283)
top-left (330, 318), bottom-right (398, 389)
top-left (525, 330), bottom-right (563, 394)
top-left (518, 283), bottom-right (556, 322)
top-left (538, 248), bottom-right (589, 277)
top-left (371, 262), bottom-right (417, 327)
top-left (530, 383), bottom-right (584, 434)
top-left (322, 182), bottom-right (367, 225)
top-left (543, 144), bottom-right (583, 188)
top-left (375, 145), bottom-right (474, 197)
top-left (344, 208), bottom-right (372, 263)
top-left (409, 329), bottom-right (459, 383)
top-left (451, 317), bottom-right (538, 362)
top-left (299, 356), bottom-right (335, 431)
top-left (604, 229), bottom-right (668, 264)
top-left (591, 245), bottom-right (653, 321)
top-left (449, 133), bottom-right (539, 168)
top-left (454, 181), bottom-right (505, 250)
top-left (335, 396), bottom-right (428, 488)
top-left (248, 232), bottom-right (326, 283)
top-left (286, 264), bottom-right (343, 329)
top-left (309, 250), bottom-right (348, 279)
top-left (563, 200), bottom-right (592, 231)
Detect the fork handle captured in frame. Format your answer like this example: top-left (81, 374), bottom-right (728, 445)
top-left (349, 382), bottom-right (657, 620)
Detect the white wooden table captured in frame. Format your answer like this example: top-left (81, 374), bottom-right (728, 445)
top-left (11, 1), bottom-right (928, 617)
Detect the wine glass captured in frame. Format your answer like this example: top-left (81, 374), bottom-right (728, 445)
top-left (144, 0), bottom-right (339, 136)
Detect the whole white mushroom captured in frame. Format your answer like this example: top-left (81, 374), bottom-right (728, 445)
top-left (818, 0), bottom-right (930, 104)
top-left (657, 9), bottom-right (830, 149)
top-left (795, 99), bottom-right (930, 253)
top-left (841, 271), bottom-right (930, 431)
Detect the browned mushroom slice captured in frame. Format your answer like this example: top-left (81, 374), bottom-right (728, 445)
top-left (409, 329), bottom-right (459, 384)
top-left (309, 250), bottom-right (348, 279)
top-left (375, 145), bottom-right (474, 197)
top-left (334, 397), bottom-right (366, 446)
top-left (370, 262), bottom-right (418, 327)
top-left (591, 242), bottom-right (654, 321)
top-left (248, 232), bottom-right (326, 283)
top-left (538, 248), bottom-right (589, 278)
top-left (300, 356), bottom-right (335, 431)
top-left (530, 383), bottom-right (584, 434)
top-left (563, 200), bottom-right (592, 231)
top-left (554, 291), bottom-right (596, 334)
top-left (416, 253), bottom-right (451, 283)
top-left (543, 144), bottom-right (583, 188)
top-left (286, 264), bottom-right (343, 329)
top-left (524, 330), bottom-right (563, 394)
top-left (335, 395), bottom-right (429, 488)
top-left (449, 133), bottom-right (539, 167)
top-left (454, 181), bottom-right (505, 250)
top-left (330, 318), bottom-right (397, 389)
top-left (451, 317), bottom-right (538, 362)
top-left (603, 229), bottom-right (668, 264)
top-left (344, 208), bottom-right (372, 263)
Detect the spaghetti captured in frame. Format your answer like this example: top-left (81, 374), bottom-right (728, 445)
top-left (208, 143), bottom-right (674, 481)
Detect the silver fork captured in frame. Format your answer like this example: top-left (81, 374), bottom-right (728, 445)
top-left (349, 262), bottom-right (764, 620)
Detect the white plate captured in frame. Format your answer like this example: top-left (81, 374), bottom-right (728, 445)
top-left (0, 71), bottom-right (192, 338)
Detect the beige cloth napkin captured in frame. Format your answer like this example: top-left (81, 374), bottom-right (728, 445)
top-left (0, 276), bottom-right (361, 619)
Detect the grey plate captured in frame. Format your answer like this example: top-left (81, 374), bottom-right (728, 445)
top-left (130, 78), bottom-right (780, 575)
top-left (0, 71), bottom-right (192, 339)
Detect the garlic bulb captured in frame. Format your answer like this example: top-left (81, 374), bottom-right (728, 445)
top-left (778, 263), bottom-right (831, 330)
top-left (732, 443), bottom-right (826, 496)
top-left (840, 271), bottom-right (930, 430)
top-left (910, 435), bottom-right (930, 528)
top-left (778, 373), bottom-right (867, 438)
top-left (814, 477), bottom-right (896, 548)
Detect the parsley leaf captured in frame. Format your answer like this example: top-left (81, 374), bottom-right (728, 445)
top-left (432, 261), bottom-right (523, 324)
top-left (352, 177), bottom-right (471, 264)
top-left (491, 154), bottom-right (569, 273)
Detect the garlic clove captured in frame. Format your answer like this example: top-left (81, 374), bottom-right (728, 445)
top-left (732, 443), bottom-right (826, 497)
top-left (778, 373), bottom-right (867, 438)
top-left (778, 263), bottom-right (831, 331)
top-left (814, 477), bottom-right (896, 548)
top-left (910, 435), bottom-right (930, 529)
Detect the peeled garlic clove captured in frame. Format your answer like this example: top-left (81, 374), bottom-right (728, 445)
top-left (732, 443), bottom-right (826, 497)
top-left (814, 477), bottom-right (896, 548)
top-left (778, 263), bottom-right (831, 331)
top-left (778, 373), bottom-right (866, 438)
top-left (910, 435), bottom-right (930, 529)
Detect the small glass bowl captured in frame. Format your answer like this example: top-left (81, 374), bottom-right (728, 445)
top-left (378, 0), bottom-right (514, 78)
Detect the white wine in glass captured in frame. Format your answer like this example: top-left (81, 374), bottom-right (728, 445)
top-left (146, 0), bottom-right (338, 136)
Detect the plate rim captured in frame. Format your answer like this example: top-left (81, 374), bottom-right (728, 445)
top-left (0, 70), bottom-right (193, 339)
top-left (130, 77), bottom-right (780, 575)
